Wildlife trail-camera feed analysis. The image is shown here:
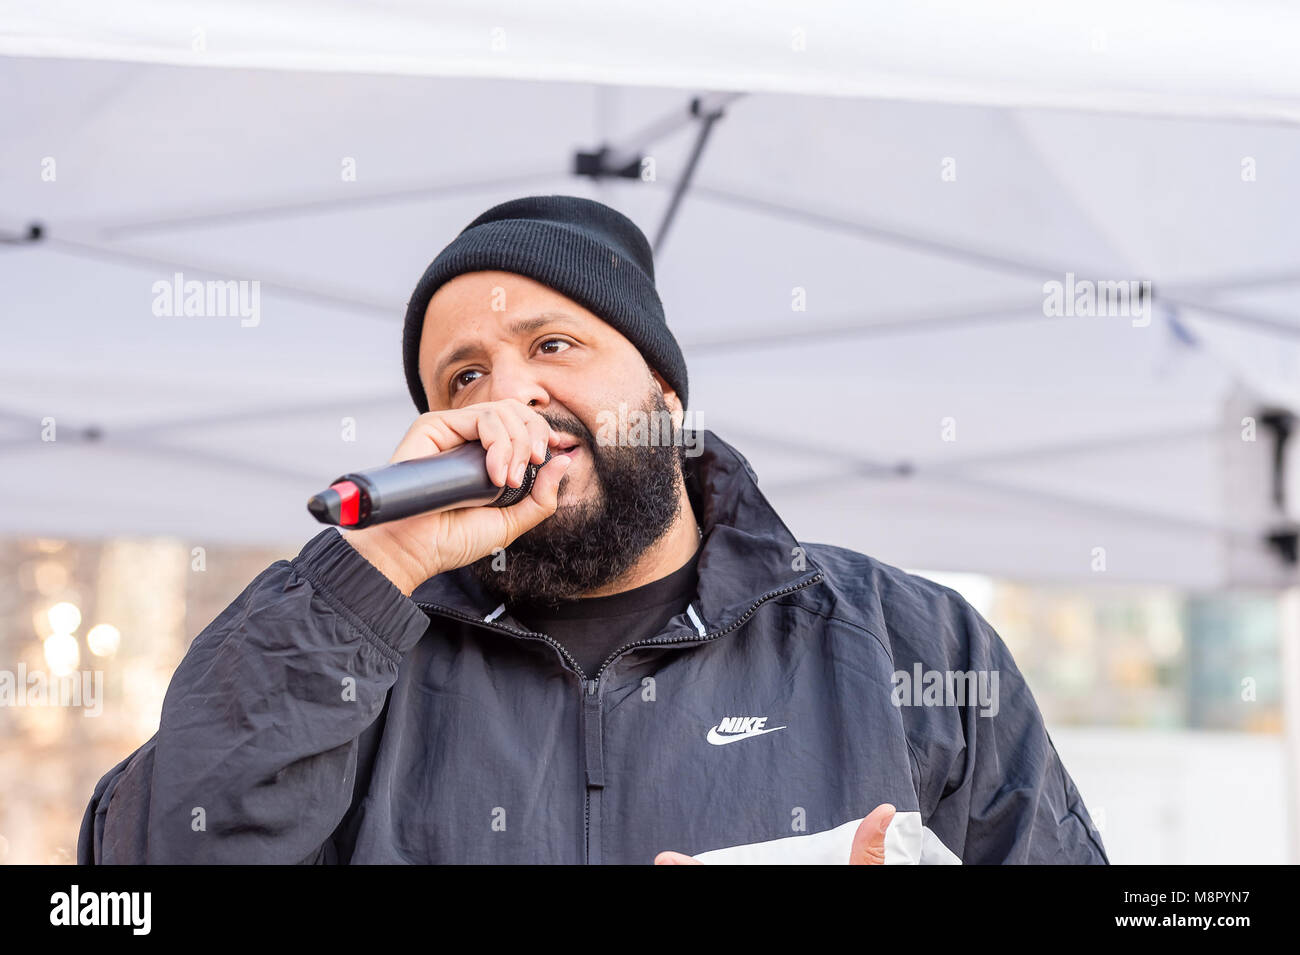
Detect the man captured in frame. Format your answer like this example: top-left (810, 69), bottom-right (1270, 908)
top-left (78, 195), bottom-right (1107, 865)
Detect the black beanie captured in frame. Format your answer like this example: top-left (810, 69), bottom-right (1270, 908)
top-left (402, 194), bottom-right (688, 413)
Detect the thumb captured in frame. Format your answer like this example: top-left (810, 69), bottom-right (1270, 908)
top-left (654, 851), bottom-right (702, 865)
top-left (496, 454), bottom-right (573, 541)
top-left (849, 803), bottom-right (896, 865)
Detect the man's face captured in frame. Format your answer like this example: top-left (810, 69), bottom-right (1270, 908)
top-left (418, 270), bottom-right (688, 603)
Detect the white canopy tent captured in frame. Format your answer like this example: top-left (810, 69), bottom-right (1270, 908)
top-left (2, 1), bottom-right (1298, 591)
top-left (1, 0), bottom-right (1299, 863)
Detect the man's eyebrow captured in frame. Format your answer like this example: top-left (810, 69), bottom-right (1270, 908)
top-left (506, 312), bottom-right (577, 336)
top-left (432, 312), bottom-right (579, 383)
top-left (433, 342), bottom-right (485, 383)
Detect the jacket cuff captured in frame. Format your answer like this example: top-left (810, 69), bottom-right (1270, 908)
top-left (291, 528), bottom-right (430, 655)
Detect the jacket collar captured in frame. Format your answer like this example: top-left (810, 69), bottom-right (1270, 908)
top-left (410, 429), bottom-right (824, 634)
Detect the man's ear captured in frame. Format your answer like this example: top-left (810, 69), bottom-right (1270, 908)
top-left (649, 368), bottom-right (684, 430)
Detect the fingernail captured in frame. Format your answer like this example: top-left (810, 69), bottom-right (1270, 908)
top-left (513, 461), bottom-right (526, 484)
top-left (533, 440), bottom-right (546, 460)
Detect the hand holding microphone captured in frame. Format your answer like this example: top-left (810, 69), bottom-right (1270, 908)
top-left (320, 399), bottom-right (573, 597)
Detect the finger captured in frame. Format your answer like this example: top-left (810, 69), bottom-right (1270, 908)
top-left (475, 409), bottom-right (512, 487)
top-left (496, 404), bottom-right (533, 489)
top-left (497, 398), bottom-right (551, 467)
top-left (394, 407), bottom-right (491, 462)
top-left (522, 412), bottom-right (553, 465)
top-left (388, 412), bottom-right (461, 464)
top-left (497, 454), bottom-right (573, 542)
top-left (849, 803), bottom-right (896, 865)
top-left (654, 851), bottom-right (702, 865)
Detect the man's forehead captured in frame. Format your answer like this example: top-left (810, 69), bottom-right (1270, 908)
top-left (422, 307), bottom-right (619, 386)
top-left (426, 308), bottom-right (589, 349)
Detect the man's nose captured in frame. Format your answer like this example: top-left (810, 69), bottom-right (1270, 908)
top-left (487, 362), bottom-right (548, 410)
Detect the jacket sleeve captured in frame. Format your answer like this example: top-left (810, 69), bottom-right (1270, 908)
top-left (895, 590), bottom-right (1110, 865)
top-left (76, 528), bottom-right (431, 864)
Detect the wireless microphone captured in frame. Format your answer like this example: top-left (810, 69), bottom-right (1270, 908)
top-left (307, 442), bottom-right (552, 529)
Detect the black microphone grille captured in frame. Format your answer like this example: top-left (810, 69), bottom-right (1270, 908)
top-left (488, 447), bottom-right (553, 508)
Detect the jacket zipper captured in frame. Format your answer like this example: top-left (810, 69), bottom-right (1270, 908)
top-left (414, 601), bottom-right (596, 862)
top-left (589, 571), bottom-right (824, 680)
top-left (582, 676), bottom-right (603, 864)
top-left (416, 569), bottom-right (824, 864)
top-left (413, 601), bottom-right (588, 676)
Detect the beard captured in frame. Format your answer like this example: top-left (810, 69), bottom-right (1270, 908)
top-left (467, 388), bottom-right (687, 606)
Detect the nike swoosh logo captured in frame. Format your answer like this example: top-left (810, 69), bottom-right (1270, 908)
top-left (706, 725), bottom-right (787, 745)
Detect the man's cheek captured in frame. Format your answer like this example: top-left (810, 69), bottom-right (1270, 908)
top-left (560, 462), bottom-right (597, 500)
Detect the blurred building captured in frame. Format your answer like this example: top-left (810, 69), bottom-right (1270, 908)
top-left (0, 536), bottom-right (289, 865)
top-left (0, 538), bottom-right (1288, 864)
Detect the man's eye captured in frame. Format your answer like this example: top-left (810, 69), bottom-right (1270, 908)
top-left (538, 338), bottom-right (570, 355)
top-left (452, 369), bottom-right (482, 392)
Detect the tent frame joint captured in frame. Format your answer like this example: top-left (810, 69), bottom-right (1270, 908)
top-left (0, 222), bottom-right (43, 245)
top-left (1266, 528), bottom-right (1299, 567)
top-left (572, 146), bottom-right (643, 180)
top-left (1261, 408), bottom-right (1296, 511)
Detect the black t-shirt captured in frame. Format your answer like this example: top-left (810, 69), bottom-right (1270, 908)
top-left (507, 546), bottom-right (702, 678)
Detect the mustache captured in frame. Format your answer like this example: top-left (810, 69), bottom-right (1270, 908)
top-left (538, 410), bottom-right (594, 447)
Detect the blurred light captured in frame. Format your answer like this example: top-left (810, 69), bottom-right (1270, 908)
top-left (86, 623), bottom-right (121, 657)
top-left (43, 632), bottom-right (79, 676)
top-left (32, 556), bottom-right (69, 595)
top-left (1147, 623), bottom-right (1183, 660)
top-left (31, 607), bottom-right (52, 639)
top-left (47, 601), bottom-right (81, 635)
top-left (32, 561), bottom-right (69, 595)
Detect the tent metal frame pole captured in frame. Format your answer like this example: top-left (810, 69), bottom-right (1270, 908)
top-left (0, 223), bottom-right (43, 245)
top-left (0, 412), bottom-right (322, 484)
top-left (726, 423), bottom-right (1279, 543)
top-left (1173, 267), bottom-right (1300, 295)
top-left (43, 236), bottom-right (397, 319)
top-left (588, 91), bottom-right (744, 175)
top-left (108, 394), bottom-right (403, 440)
top-left (92, 169), bottom-right (561, 240)
top-left (715, 420), bottom-right (1224, 481)
top-left (0, 395), bottom-right (404, 481)
top-left (761, 459), bottom-right (1262, 542)
top-left (684, 301), bottom-right (1074, 353)
top-left (680, 182), bottom-right (1300, 340)
top-left (104, 437), bottom-right (323, 484)
top-left (652, 97), bottom-right (728, 255)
